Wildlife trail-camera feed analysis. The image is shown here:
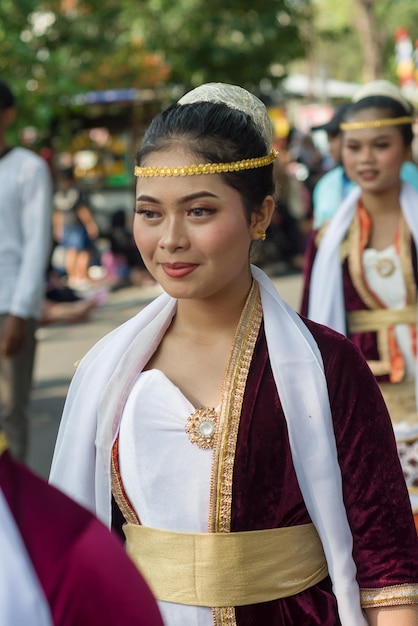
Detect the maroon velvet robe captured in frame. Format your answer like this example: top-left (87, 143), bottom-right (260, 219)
top-left (300, 229), bottom-right (418, 382)
top-left (111, 320), bottom-right (418, 625)
top-left (0, 449), bottom-right (163, 626)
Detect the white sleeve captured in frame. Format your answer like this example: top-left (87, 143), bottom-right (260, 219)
top-left (10, 156), bottom-right (52, 318)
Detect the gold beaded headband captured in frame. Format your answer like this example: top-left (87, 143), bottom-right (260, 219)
top-left (340, 116), bottom-right (413, 131)
top-left (134, 149), bottom-right (278, 178)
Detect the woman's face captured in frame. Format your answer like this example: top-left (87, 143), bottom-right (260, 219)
top-left (134, 146), bottom-right (267, 301)
top-left (341, 107), bottom-right (410, 195)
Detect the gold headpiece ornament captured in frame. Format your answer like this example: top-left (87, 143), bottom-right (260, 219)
top-left (134, 149), bottom-right (278, 178)
top-left (134, 82), bottom-right (277, 178)
top-left (0, 430), bottom-right (8, 456)
top-left (340, 116), bottom-right (413, 131)
top-left (341, 80), bottom-right (415, 131)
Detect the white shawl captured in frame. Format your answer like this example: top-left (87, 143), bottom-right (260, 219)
top-left (50, 266), bottom-right (367, 626)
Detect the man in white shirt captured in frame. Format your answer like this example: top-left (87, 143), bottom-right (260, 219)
top-left (0, 79), bottom-right (52, 460)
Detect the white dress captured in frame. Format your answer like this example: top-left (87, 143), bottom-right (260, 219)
top-left (363, 244), bottom-right (415, 377)
top-left (118, 368), bottom-right (214, 626)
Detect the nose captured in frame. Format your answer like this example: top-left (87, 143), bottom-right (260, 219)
top-left (159, 215), bottom-right (189, 252)
top-left (358, 144), bottom-right (374, 163)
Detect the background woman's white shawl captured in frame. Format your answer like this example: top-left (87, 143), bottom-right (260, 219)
top-left (50, 267), bottom-right (366, 626)
top-left (0, 489), bottom-right (52, 626)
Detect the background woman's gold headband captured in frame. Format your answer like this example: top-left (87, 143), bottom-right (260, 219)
top-left (134, 149), bottom-right (278, 178)
top-left (340, 116), bottom-right (413, 131)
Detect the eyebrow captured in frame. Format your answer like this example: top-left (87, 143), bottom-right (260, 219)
top-left (344, 132), bottom-right (395, 141)
top-left (136, 191), bottom-right (219, 203)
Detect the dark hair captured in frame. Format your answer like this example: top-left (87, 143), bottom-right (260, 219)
top-left (0, 79), bottom-right (14, 110)
top-left (342, 96), bottom-right (414, 146)
top-left (136, 101), bottom-right (275, 219)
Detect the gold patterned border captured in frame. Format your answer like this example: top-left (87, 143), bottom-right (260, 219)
top-left (347, 209), bottom-right (383, 311)
top-left (209, 280), bottom-right (263, 626)
top-left (0, 431), bottom-right (8, 456)
top-left (399, 218), bottom-right (416, 306)
top-left (360, 583), bottom-right (418, 607)
top-left (347, 208), bottom-right (393, 377)
top-left (110, 436), bottom-right (140, 525)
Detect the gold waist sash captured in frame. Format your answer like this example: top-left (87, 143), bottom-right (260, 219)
top-left (348, 305), bottom-right (417, 334)
top-left (379, 380), bottom-right (418, 427)
top-left (124, 522), bottom-right (328, 607)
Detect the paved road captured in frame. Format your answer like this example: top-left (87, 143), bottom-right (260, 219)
top-left (28, 273), bottom-right (303, 478)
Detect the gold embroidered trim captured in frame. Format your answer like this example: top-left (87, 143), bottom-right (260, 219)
top-left (209, 281), bottom-right (262, 533)
top-left (134, 149), bottom-right (278, 177)
top-left (209, 280), bottom-right (263, 626)
top-left (340, 116), bottom-right (413, 131)
top-left (360, 583), bottom-right (418, 607)
top-left (110, 437), bottom-right (140, 525)
top-left (0, 431), bottom-right (8, 456)
top-left (399, 218), bottom-right (416, 307)
top-left (347, 210), bottom-right (382, 311)
top-left (346, 208), bottom-right (392, 376)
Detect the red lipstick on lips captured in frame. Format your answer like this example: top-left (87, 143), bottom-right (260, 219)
top-left (358, 170), bottom-right (378, 181)
top-left (162, 263), bottom-right (198, 278)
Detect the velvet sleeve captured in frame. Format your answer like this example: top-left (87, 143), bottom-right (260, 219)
top-left (0, 452), bottom-right (163, 626)
top-left (304, 318), bottom-right (418, 595)
top-left (56, 517), bottom-right (164, 626)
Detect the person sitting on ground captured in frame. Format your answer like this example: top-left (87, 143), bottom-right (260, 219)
top-left (53, 168), bottom-right (99, 290)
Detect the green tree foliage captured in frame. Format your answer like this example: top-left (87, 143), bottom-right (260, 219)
top-left (125, 0), bottom-right (309, 92)
top-left (312, 0), bottom-right (418, 84)
top-left (0, 0), bottom-right (169, 138)
top-left (0, 0), bottom-right (312, 140)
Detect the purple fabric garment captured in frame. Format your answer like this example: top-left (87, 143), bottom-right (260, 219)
top-left (0, 450), bottom-right (163, 626)
top-left (230, 322), bottom-right (418, 625)
top-left (300, 229), bottom-right (418, 383)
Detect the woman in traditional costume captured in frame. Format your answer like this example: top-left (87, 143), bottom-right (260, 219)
top-left (301, 80), bottom-right (418, 529)
top-left (50, 83), bottom-right (418, 626)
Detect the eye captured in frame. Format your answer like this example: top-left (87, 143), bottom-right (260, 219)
top-left (135, 208), bottom-right (161, 219)
top-left (187, 207), bottom-right (215, 217)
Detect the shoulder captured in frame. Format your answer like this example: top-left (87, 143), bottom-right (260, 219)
top-left (12, 147), bottom-right (48, 167)
top-left (316, 165), bottom-right (345, 188)
top-left (7, 147), bottom-right (51, 181)
top-left (300, 314), bottom-right (371, 377)
top-left (2, 454), bottom-right (163, 625)
top-left (401, 161), bottom-right (418, 192)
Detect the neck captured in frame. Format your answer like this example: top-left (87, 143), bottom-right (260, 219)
top-left (173, 274), bottom-right (253, 343)
top-left (361, 183), bottom-right (402, 217)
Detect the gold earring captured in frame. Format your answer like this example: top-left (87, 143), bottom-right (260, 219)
top-left (257, 229), bottom-right (266, 241)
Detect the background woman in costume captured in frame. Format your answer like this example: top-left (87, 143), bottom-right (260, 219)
top-left (50, 83), bottom-right (418, 625)
top-left (301, 80), bottom-right (418, 527)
